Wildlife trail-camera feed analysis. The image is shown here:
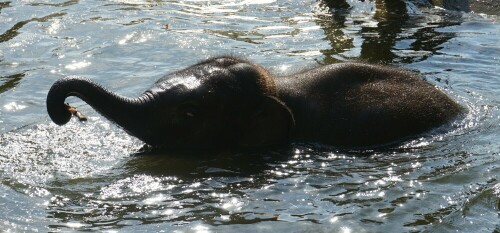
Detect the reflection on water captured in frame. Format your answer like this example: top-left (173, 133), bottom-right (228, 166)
top-left (0, 0), bottom-right (499, 232)
top-left (359, 0), bottom-right (410, 63)
top-left (316, 0), bottom-right (466, 64)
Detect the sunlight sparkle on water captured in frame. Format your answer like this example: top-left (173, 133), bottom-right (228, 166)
top-left (162, 209), bottom-right (175, 216)
top-left (341, 226), bottom-right (352, 233)
top-left (256, 25), bottom-right (293, 31)
top-left (241, 0), bottom-right (276, 4)
top-left (330, 216), bottom-right (339, 223)
top-left (110, 0), bottom-right (154, 4)
top-left (0, 121), bottom-right (136, 187)
top-left (301, 25), bottom-right (321, 31)
top-left (187, 0), bottom-right (277, 11)
top-left (3, 102), bottom-right (27, 111)
top-left (0, 0), bottom-right (498, 232)
top-left (47, 19), bottom-right (61, 34)
top-left (279, 64), bottom-right (291, 72)
top-left (66, 222), bottom-right (86, 228)
top-left (192, 224), bottom-right (211, 233)
top-left (143, 194), bottom-right (170, 205)
top-left (288, 50), bottom-right (322, 56)
top-left (221, 197), bottom-right (244, 212)
top-left (118, 31), bottom-right (153, 45)
top-left (494, 183), bottom-right (500, 195)
top-left (65, 60), bottom-right (91, 70)
top-left (99, 175), bottom-right (177, 199)
top-left (373, 179), bottom-right (386, 185)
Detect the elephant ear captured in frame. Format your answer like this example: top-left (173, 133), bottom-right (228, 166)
top-left (238, 96), bottom-right (295, 147)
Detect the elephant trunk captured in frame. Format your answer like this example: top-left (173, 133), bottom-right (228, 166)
top-left (46, 76), bottom-right (155, 141)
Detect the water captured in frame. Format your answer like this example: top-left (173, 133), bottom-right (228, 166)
top-left (0, 0), bottom-right (499, 232)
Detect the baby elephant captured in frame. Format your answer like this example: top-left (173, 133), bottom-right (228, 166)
top-left (47, 56), bottom-right (463, 149)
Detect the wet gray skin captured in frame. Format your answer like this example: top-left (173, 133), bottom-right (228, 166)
top-left (47, 56), bottom-right (463, 149)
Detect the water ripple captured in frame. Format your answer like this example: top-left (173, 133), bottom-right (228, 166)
top-left (0, 0), bottom-right (498, 232)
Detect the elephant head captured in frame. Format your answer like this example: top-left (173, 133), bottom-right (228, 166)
top-left (47, 56), bottom-right (295, 149)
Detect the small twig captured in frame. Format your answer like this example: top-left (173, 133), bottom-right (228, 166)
top-left (65, 103), bottom-right (88, 122)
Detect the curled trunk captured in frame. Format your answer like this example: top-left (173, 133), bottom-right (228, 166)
top-left (46, 76), bottom-right (155, 143)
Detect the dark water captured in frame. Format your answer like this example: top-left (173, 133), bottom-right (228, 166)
top-left (0, 0), bottom-right (499, 232)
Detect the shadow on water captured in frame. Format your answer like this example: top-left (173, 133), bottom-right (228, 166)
top-left (431, 0), bottom-right (471, 12)
top-left (124, 142), bottom-right (415, 178)
top-left (0, 73), bottom-right (25, 94)
top-left (320, 0), bottom-right (500, 16)
top-left (317, 0), bottom-right (463, 64)
top-left (125, 146), bottom-right (296, 178)
top-left (5, 113), bottom-right (490, 231)
top-left (41, 146), bottom-right (323, 229)
top-left (39, 140), bottom-right (447, 230)
top-left (28, 0), bottom-right (79, 7)
top-left (0, 1), bottom-right (10, 13)
top-left (41, 146), bottom-right (296, 229)
top-left (431, 0), bottom-right (500, 15)
top-left (404, 17), bottom-right (460, 63)
top-left (0, 12), bottom-right (66, 43)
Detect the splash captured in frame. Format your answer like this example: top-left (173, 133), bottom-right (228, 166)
top-left (0, 118), bottom-right (141, 188)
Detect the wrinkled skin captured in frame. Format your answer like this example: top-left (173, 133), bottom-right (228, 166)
top-left (47, 56), bottom-right (463, 149)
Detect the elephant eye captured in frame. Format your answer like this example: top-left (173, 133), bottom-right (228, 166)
top-left (177, 103), bottom-right (200, 119)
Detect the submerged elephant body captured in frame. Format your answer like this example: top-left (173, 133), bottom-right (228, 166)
top-left (47, 56), bottom-right (463, 149)
top-left (275, 63), bottom-right (462, 147)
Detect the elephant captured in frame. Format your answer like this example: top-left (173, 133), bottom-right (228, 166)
top-left (47, 56), bottom-right (464, 149)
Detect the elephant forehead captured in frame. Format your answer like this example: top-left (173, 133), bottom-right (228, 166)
top-left (156, 66), bottom-right (229, 90)
top-left (158, 75), bottom-right (202, 90)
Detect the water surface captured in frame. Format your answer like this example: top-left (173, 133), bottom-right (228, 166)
top-left (0, 0), bottom-right (499, 232)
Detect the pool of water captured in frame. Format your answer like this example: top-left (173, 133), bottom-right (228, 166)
top-left (0, 0), bottom-right (498, 232)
